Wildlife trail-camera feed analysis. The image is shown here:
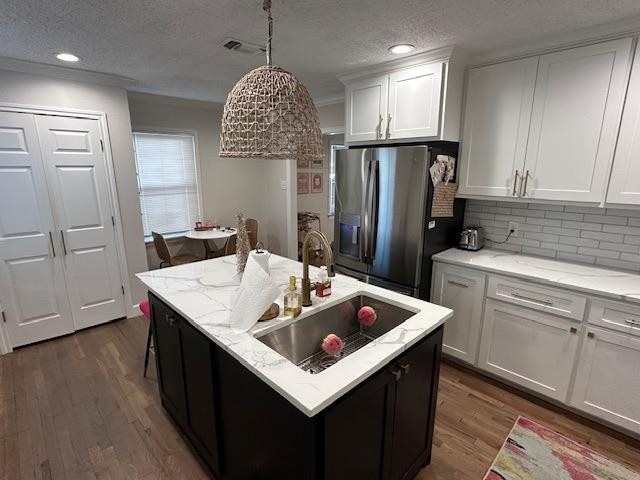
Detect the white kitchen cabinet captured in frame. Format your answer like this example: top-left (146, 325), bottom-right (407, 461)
top-left (607, 43), bottom-right (640, 205)
top-left (478, 299), bottom-right (581, 402)
top-left (345, 74), bottom-right (388, 142)
top-left (458, 58), bottom-right (538, 198)
top-left (387, 63), bottom-right (443, 140)
top-left (524, 38), bottom-right (633, 202)
top-left (431, 263), bottom-right (486, 364)
top-left (570, 327), bottom-right (640, 434)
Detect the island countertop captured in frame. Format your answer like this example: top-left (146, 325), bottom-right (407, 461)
top-left (136, 254), bottom-right (452, 417)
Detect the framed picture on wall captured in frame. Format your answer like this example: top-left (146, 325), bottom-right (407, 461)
top-left (297, 173), bottom-right (310, 194)
top-left (311, 173), bottom-right (323, 193)
top-left (311, 157), bottom-right (323, 169)
top-left (297, 157), bottom-right (309, 169)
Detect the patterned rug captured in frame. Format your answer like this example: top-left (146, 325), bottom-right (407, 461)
top-left (484, 416), bottom-right (640, 480)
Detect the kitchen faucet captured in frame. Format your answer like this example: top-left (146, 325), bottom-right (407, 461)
top-left (301, 230), bottom-right (335, 307)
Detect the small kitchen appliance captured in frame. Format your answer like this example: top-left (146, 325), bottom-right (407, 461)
top-left (458, 227), bottom-right (485, 251)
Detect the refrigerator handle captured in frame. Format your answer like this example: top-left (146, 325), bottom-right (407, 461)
top-left (368, 159), bottom-right (379, 261)
top-left (362, 158), bottom-right (373, 263)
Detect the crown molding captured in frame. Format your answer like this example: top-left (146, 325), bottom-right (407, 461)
top-left (338, 45), bottom-right (457, 83)
top-left (314, 94), bottom-right (344, 107)
top-left (0, 57), bottom-right (135, 88)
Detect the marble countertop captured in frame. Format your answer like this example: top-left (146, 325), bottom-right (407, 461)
top-left (136, 254), bottom-right (452, 417)
top-left (433, 248), bottom-right (640, 305)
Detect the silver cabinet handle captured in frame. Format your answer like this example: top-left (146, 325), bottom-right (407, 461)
top-left (49, 231), bottom-right (56, 257)
top-left (625, 318), bottom-right (640, 326)
top-left (376, 114), bottom-right (383, 140)
top-left (512, 291), bottom-right (553, 306)
top-left (390, 368), bottom-right (402, 381)
top-left (385, 113), bottom-right (392, 139)
top-left (512, 170), bottom-right (520, 196)
top-left (60, 230), bottom-right (67, 255)
top-left (447, 280), bottom-right (469, 289)
top-left (1, 310), bottom-right (6, 323)
top-left (521, 170), bottom-right (531, 197)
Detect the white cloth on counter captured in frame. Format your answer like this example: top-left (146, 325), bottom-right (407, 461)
top-left (228, 250), bottom-right (281, 332)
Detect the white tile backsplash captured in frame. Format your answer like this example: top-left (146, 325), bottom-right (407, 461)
top-left (465, 200), bottom-right (640, 272)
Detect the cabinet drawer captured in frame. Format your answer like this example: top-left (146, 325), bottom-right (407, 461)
top-left (588, 299), bottom-right (640, 337)
top-left (487, 275), bottom-right (586, 320)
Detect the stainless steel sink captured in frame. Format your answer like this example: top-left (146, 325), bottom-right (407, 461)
top-left (257, 295), bottom-right (416, 374)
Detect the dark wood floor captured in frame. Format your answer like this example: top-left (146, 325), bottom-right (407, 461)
top-left (1, 317), bottom-right (639, 480)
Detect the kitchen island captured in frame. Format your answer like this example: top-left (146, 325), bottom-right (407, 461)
top-left (136, 254), bottom-right (452, 480)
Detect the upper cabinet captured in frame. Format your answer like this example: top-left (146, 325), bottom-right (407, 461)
top-left (607, 44), bottom-right (640, 206)
top-left (340, 48), bottom-right (465, 144)
top-left (458, 38), bottom-right (634, 203)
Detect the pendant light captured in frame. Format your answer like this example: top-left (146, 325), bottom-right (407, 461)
top-left (219, 0), bottom-right (323, 162)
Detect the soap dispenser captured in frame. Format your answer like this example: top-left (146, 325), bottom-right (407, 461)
top-left (284, 275), bottom-right (302, 317)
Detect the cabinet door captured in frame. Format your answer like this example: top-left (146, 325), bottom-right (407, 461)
top-left (523, 38), bottom-right (633, 202)
top-left (458, 58), bottom-right (538, 197)
top-left (388, 63), bottom-right (442, 140)
top-left (570, 327), bottom-right (640, 434)
top-left (431, 263), bottom-right (485, 364)
top-left (150, 296), bottom-right (187, 426)
top-left (478, 299), bottom-right (580, 401)
top-left (390, 328), bottom-right (442, 480)
top-left (345, 74), bottom-right (388, 142)
top-left (607, 44), bottom-right (640, 205)
top-left (324, 364), bottom-right (396, 480)
top-left (181, 320), bottom-right (220, 474)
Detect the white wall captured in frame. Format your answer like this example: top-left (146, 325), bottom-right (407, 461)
top-left (0, 69), bottom-right (148, 313)
top-left (128, 93), bottom-right (293, 263)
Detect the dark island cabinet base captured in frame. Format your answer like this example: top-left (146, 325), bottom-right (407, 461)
top-left (149, 293), bottom-right (443, 480)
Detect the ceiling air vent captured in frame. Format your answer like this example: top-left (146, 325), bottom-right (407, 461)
top-left (221, 38), bottom-right (266, 55)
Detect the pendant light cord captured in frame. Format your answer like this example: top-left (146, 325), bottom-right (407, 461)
top-left (263, 0), bottom-right (273, 66)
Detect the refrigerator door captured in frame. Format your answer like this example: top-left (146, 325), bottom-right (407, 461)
top-left (334, 147), bottom-right (373, 274)
top-left (368, 146), bottom-right (430, 288)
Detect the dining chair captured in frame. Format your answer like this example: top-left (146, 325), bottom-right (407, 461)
top-left (152, 232), bottom-right (201, 267)
top-left (246, 218), bottom-right (259, 249)
top-left (224, 234), bottom-right (237, 255)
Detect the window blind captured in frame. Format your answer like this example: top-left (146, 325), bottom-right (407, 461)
top-left (133, 132), bottom-right (201, 236)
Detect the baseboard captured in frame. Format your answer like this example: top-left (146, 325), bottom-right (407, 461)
top-left (128, 304), bottom-right (142, 318)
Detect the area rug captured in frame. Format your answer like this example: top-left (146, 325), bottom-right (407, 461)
top-left (484, 416), bottom-right (640, 480)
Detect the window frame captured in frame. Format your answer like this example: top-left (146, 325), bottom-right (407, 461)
top-left (132, 126), bottom-right (203, 242)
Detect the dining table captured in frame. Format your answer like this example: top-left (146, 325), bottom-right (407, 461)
top-left (185, 227), bottom-right (236, 259)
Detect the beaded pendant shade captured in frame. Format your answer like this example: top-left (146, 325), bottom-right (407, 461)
top-left (219, 0), bottom-right (323, 162)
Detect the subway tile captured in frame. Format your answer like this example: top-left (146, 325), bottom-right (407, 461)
top-left (466, 203), bottom-right (483, 212)
top-left (518, 223), bottom-right (544, 233)
top-left (583, 214), bottom-right (628, 225)
top-left (467, 212), bottom-right (495, 221)
top-left (526, 217), bottom-right (562, 227)
top-left (522, 246), bottom-right (557, 258)
top-left (602, 224), bottom-right (640, 236)
top-left (577, 247), bottom-right (620, 259)
top-left (621, 252), bottom-right (640, 263)
top-left (524, 231), bottom-right (560, 243)
top-left (544, 211), bottom-right (584, 221)
top-left (482, 206), bottom-right (512, 215)
top-left (606, 207), bottom-right (640, 218)
top-left (556, 252), bottom-right (596, 265)
top-left (581, 230), bottom-right (624, 242)
top-left (495, 214), bottom-right (527, 223)
top-left (529, 203), bottom-right (564, 211)
top-left (595, 257), bottom-right (640, 272)
top-left (562, 221), bottom-right (602, 231)
top-left (506, 237), bottom-right (541, 247)
top-left (564, 205), bottom-right (605, 215)
top-left (511, 208), bottom-right (545, 218)
top-left (542, 226), bottom-right (580, 237)
top-left (597, 242), bottom-right (640, 253)
top-left (498, 201), bottom-right (525, 208)
top-left (540, 242), bottom-right (577, 253)
top-left (624, 235), bottom-right (640, 246)
top-left (630, 218), bottom-right (640, 227)
top-left (492, 242), bottom-right (523, 253)
top-left (559, 236), bottom-right (599, 248)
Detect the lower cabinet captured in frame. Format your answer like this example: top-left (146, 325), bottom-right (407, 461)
top-left (570, 326), bottom-right (640, 433)
top-left (431, 263), bottom-right (486, 364)
top-left (478, 299), bottom-right (580, 402)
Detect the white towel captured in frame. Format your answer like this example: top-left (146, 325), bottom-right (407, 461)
top-left (229, 251), bottom-right (281, 332)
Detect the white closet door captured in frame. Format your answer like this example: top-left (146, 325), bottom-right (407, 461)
top-left (523, 38), bottom-right (633, 202)
top-left (0, 111), bottom-right (74, 347)
top-left (35, 115), bottom-right (125, 330)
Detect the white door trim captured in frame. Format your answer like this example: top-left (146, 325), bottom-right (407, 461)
top-left (0, 103), bottom-right (134, 352)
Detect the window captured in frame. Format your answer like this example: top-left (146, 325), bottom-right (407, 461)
top-left (328, 138), bottom-right (345, 216)
top-left (133, 131), bottom-right (202, 238)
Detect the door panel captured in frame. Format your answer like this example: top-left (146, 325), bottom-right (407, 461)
top-left (524, 38), bottom-right (633, 202)
top-left (369, 147), bottom-right (428, 288)
top-left (0, 111), bottom-right (73, 347)
top-left (345, 75), bottom-right (388, 142)
top-left (458, 57), bottom-right (538, 197)
top-left (35, 115), bottom-right (124, 329)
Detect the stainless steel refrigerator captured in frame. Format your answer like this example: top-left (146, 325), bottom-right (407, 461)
top-left (334, 142), bottom-right (465, 298)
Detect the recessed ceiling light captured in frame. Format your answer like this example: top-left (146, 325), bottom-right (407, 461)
top-left (56, 53), bottom-right (79, 62)
top-left (389, 44), bottom-right (415, 55)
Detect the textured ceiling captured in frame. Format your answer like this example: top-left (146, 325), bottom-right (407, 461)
top-left (1, 0), bottom-right (640, 103)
